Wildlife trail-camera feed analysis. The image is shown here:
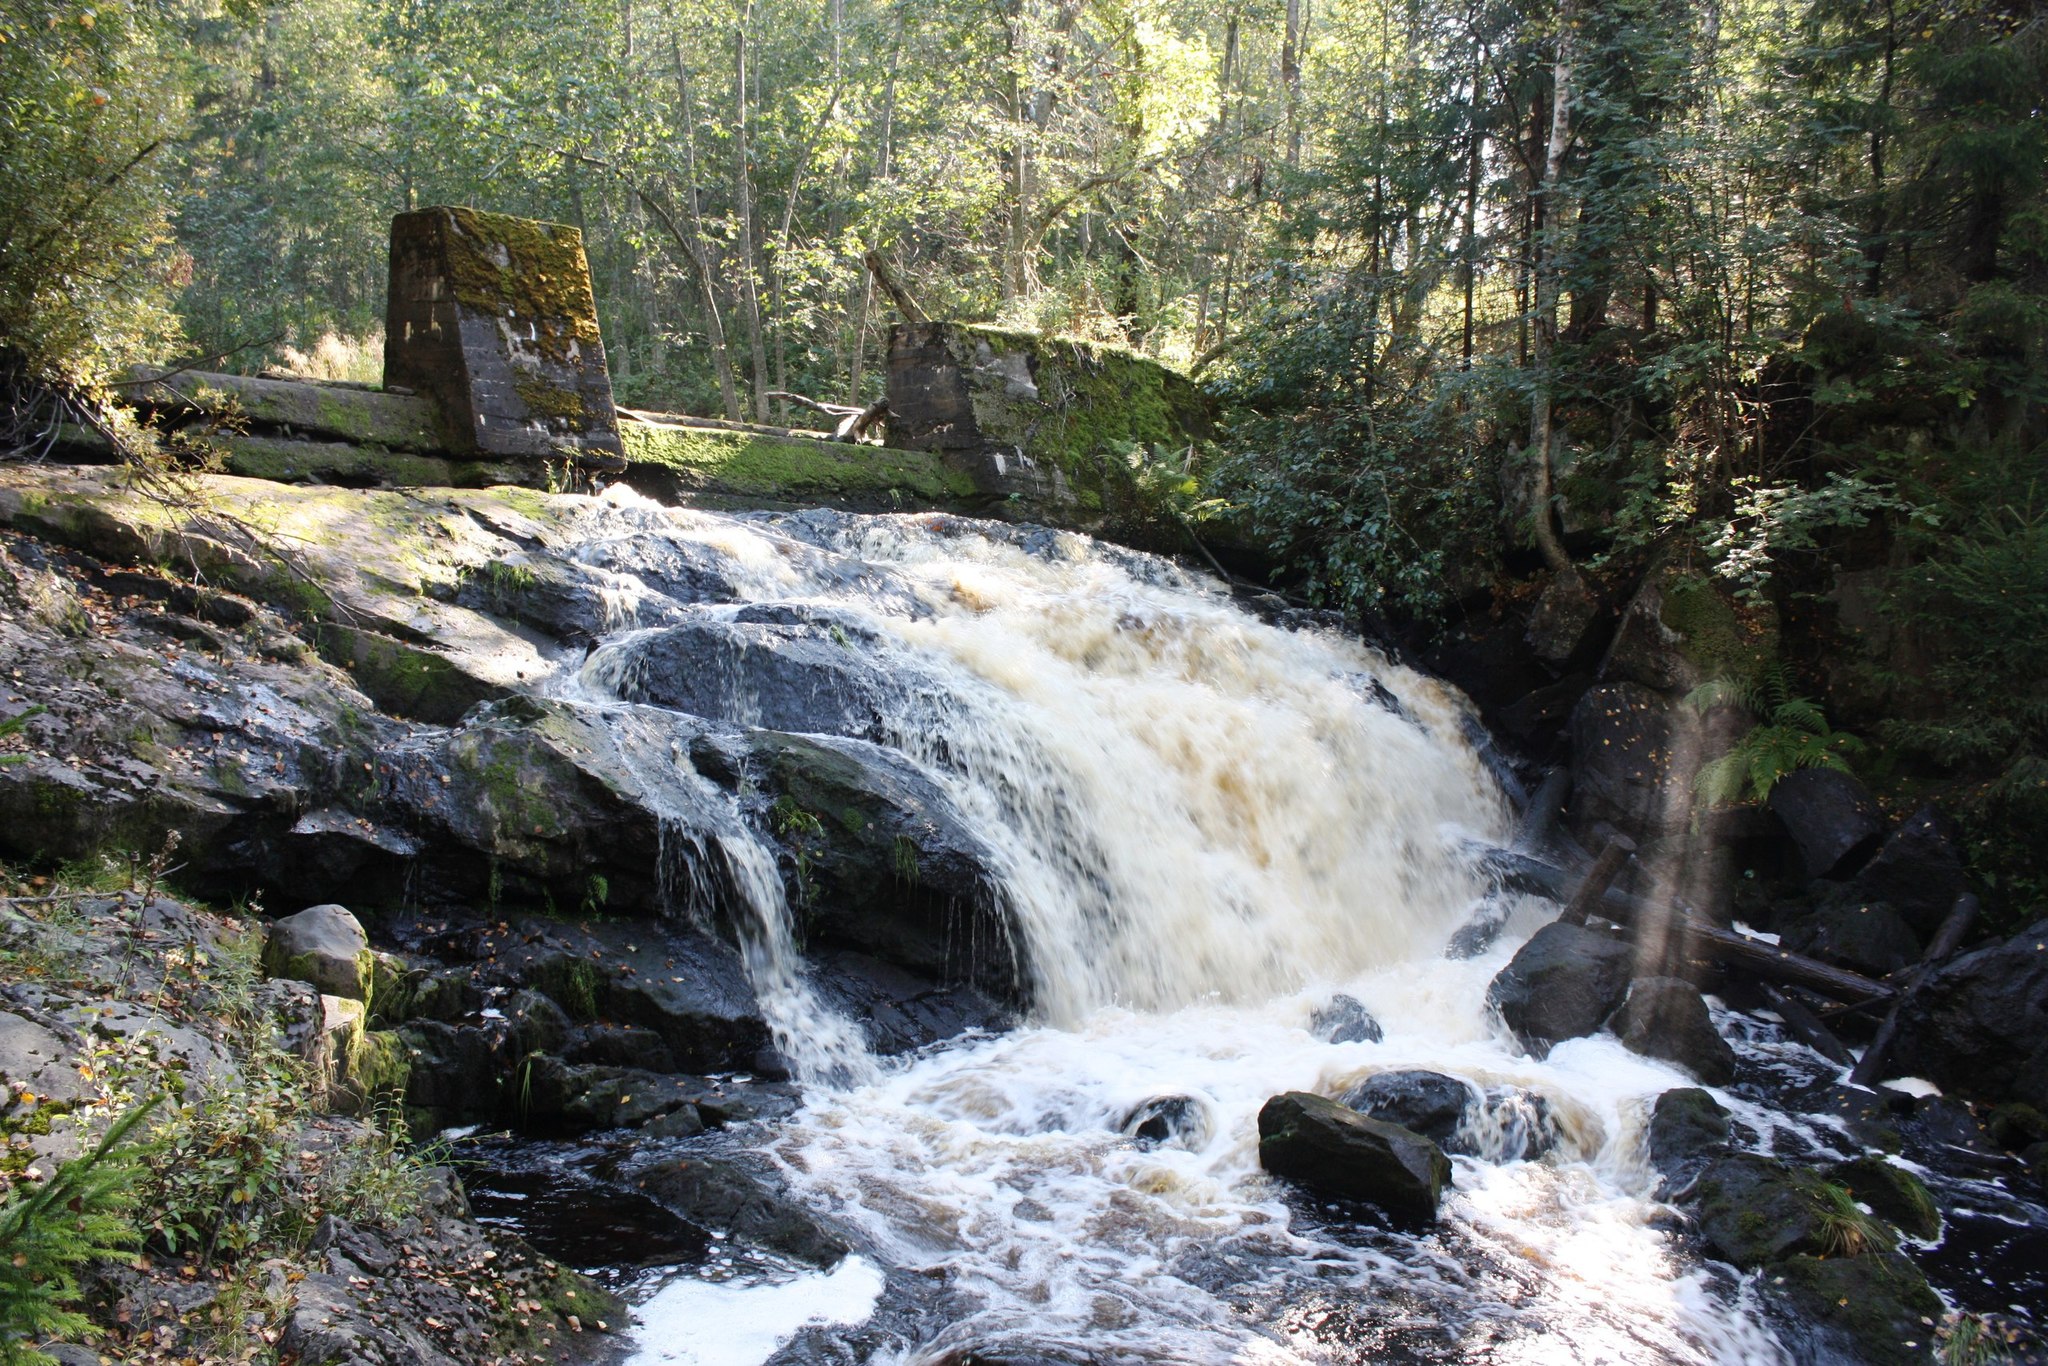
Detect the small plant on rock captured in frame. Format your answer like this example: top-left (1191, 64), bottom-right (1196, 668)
top-left (1813, 1180), bottom-right (1893, 1259)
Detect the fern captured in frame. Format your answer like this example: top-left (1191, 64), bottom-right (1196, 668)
top-left (1687, 665), bottom-right (1867, 807)
top-left (0, 1097), bottom-right (160, 1365)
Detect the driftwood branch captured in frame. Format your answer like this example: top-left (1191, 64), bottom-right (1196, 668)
top-left (863, 250), bottom-right (927, 323)
top-left (1558, 836), bottom-right (1635, 927)
top-left (1759, 983), bottom-right (1856, 1066)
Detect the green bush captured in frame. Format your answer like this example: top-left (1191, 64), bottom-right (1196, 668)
top-left (0, 1098), bottom-right (159, 1366)
top-left (0, 1), bottom-right (191, 387)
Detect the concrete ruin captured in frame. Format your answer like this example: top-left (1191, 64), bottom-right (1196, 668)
top-left (385, 206), bottom-right (626, 468)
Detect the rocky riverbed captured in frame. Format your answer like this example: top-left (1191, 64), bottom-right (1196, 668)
top-left (2, 466), bottom-right (2045, 1366)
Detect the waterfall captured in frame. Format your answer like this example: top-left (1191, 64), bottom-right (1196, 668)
top-left (547, 491), bottom-right (1785, 1366)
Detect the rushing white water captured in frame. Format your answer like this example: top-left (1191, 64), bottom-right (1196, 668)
top-left (547, 491), bottom-right (1788, 1365)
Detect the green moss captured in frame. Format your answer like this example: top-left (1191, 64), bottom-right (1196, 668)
top-left (1663, 572), bottom-right (1778, 684)
top-left (346, 1028), bottom-right (411, 1102)
top-left (513, 373), bottom-right (591, 423)
top-left (619, 421), bottom-right (978, 507)
top-left (441, 208), bottom-right (602, 362)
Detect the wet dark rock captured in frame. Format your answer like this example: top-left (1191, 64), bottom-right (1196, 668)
top-left (389, 912), bottom-right (770, 1075)
top-left (1768, 1251), bottom-right (1944, 1366)
top-left (1798, 1084), bottom-right (1904, 1154)
top-left (504, 989), bottom-right (573, 1058)
top-left (396, 1021), bottom-right (510, 1129)
top-left (1338, 1071), bottom-right (1474, 1148)
top-left (598, 608), bottom-right (917, 739)
top-left (560, 1024), bottom-right (678, 1073)
top-left (1486, 920), bottom-right (1634, 1058)
top-left (1841, 806), bottom-right (1966, 938)
top-left (264, 904), bottom-right (374, 1002)
top-left (1256, 1091), bottom-right (1451, 1225)
top-left (1121, 1095), bottom-right (1212, 1150)
top-left (1566, 683), bottom-right (1698, 842)
top-left (1767, 768), bottom-right (1883, 881)
top-left (1691, 1153), bottom-right (1840, 1267)
top-left (1778, 890), bottom-right (1922, 979)
top-left (1826, 1156), bottom-right (1942, 1241)
top-left (1606, 977), bottom-right (1736, 1086)
top-left (752, 730), bottom-right (1020, 998)
top-left (625, 1149), bottom-right (850, 1267)
top-left (516, 1055), bottom-right (704, 1135)
top-left (1645, 1087), bottom-right (1731, 1188)
top-left (811, 950), bottom-right (1011, 1055)
top-left (1309, 994), bottom-right (1383, 1044)
top-left (1888, 918), bottom-right (2048, 1109)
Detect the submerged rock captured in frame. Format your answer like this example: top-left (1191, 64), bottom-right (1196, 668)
top-left (1256, 1091), bottom-right (1452, 1224)
top-left (1606, 977), bottom-right (1736, 1086)
top-left (1121, 1095), bottom-right (1213, 1150)
top-left (1309, 994), bottom-right (1383, 1044)
top-left (1644, 1087), bottom-right (1731, 1188)
top-left (1485, 920), bottom-right (1634, 1058)
top-left (1339, 1070), bottom-right (1475, 1149)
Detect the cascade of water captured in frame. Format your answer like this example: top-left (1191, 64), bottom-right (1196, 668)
top-left (540, 492), bottom-right (1785, 1364)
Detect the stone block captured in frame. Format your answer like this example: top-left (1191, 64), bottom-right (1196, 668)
top-left (385, 206), bottom-right (625, 467)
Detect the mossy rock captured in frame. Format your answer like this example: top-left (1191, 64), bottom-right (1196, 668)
top-left (312, 622), bottom-right (507, 726)
top-left (884, 322), bottom-right (1216, 544)
top-left (1769, 1250), bottom-right (1944, 1366)
top-left (618, 419), bottom-right (979, 512)
top-left (344, 1028), bottom-right (412, 1106)
top-left (1692, 1153), bottom-right (1844, 1268)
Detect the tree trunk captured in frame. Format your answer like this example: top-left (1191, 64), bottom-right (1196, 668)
top-left (1281, 0), bottom-right (1304, 168)
top-left (1526, 0), bottom-right (1575, 575)
top-left (733, 8), bottom-right (771, 423)
top-left (669, 36), bottom-right (742, 422)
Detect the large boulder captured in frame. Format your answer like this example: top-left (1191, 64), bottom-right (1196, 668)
top-left (1767, 768), bottom-right (1882, 881)
top-left (1256, 1091), bottom-right (1453, 1224)
top-left (1339, 1071), bottom-right (1476, 1149)
top-left (263, 905), bottom-right (374, 1002)
top-left (1566, 683), bottom-right (1701, 841)
top-left (1825, 1156), bottom-right (1941, 1241)
top-left (1887, 919), bottom-right (2048, 1109)
top-left (1777, 891), bottom-right (1922, 978)
top-left (1606, 977), bottom-right (1736, 1086)
top-left (1839, 806), bottom-right (1966, 938)
top-left (1486, 921), bottom-right (1635, 1058)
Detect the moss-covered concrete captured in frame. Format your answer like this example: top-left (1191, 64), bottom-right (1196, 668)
top-left (136, 369), bottom-right (446, 452)
top-left (883, 322), bottom-right (1217, 545)
top-left (618, 418), bottom-right (980, 511)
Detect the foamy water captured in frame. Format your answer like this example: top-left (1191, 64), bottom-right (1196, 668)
top-left (545, 490), bottom-right (1787, 1365)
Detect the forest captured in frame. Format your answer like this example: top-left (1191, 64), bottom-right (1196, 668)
top-left (3, 0), bottom-right (2048, 1363)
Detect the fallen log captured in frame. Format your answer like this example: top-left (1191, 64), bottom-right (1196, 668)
top-left (1759, 983), bottom-right (1856, 1066)
top-left (833, 399), bottom-right (888, 443)
top-left (616, 408), bottom-right (836, 443)
top-left (1849, 892), bottom-right (1980, 1088)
